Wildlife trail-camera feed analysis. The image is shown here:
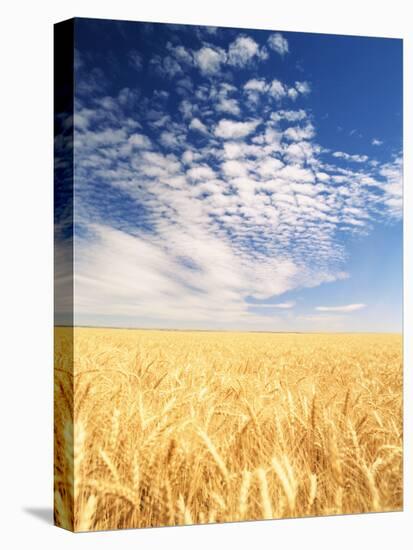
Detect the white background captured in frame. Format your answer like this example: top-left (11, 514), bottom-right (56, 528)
top-left (0, 0), bottom-right (411, 548)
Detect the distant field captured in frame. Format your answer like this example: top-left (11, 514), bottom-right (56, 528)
top-left (54, 328), bottom-right (403, 531)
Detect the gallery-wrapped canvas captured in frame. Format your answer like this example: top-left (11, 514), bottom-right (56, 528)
top-left (54, 17), bottom-right (403, 532)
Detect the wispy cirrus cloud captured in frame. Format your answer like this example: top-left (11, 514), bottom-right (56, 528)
top-left (315, 304), bottom-right (366, 312)
top-left (251, 301), bottom-right (296, 309)
top-left (372, 138), bottom-right (383, 146)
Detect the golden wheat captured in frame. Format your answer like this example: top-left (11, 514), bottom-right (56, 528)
top-left (54, 327), bottom-right (403, 531)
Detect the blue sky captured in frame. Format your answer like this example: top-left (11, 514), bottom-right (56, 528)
top-left (70, 18), bottom-right (402, 332)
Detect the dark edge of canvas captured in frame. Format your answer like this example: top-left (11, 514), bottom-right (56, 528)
top-left (54, 17), bottom-right (75, 532)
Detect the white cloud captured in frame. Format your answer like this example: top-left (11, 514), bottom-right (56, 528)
top-left (287, 88), bottom-right (299, 101)
top-left (316, 171), bottom-right (330, 182)
top-left (216, 97), bottom-right (240, 116)
top-left (267, 33), bottom-right (289, 56)
top-left (315, 303), bottom-right (366, 312)
top-left (333, 151), bottom-right (369, 163)
top-left (187, 165), bottom-right (216, 181)
top-left (278, 165), bottom-right (315, 183)
top-left (256, 157), bottom-right (284, 178)
top-left (252, 301), bottom-right (296, 309)
top-left (160, 130), bottom-right (182, 149)
top-left (295, 81), bottom-right (311, 95)
top-left (272, 109), bottom-right (307, 122)
top-left (269, 79), bottom-right (287, 100)
top-left (283, 123), bottom-right (315, 142)
top-left (128, 133), bottom-right (152, 149)
top-left (264, 127), bottom-right (282, 148)
top-left (189, 117), bottom-right (209, 134)
top-left (182, 150), bottom-right (200, 165)
top-left (273, 301), bottom-right (295, 309)
top-left (206, 82), bottom-right (242, 116)
top-left (193, 35), bottom-right (268, 78)
top-left (244, 78), bottom-right (267, 92)
top-left (167, 42), bottom-right (193, 65)
top-left (379, 156), bottom-right (403, 218)
top-left (244, 78), bottom-right (310, 103)
top-left (194, 46), bottom-right (226, 75)
top-left (176, 76), bottom-right (194, 95)
top-left (223, 141), bottom-right (245, 159)
top-left (228, 35), bottom-right (265, 67)
top-left (150, 54), bottom-right (183, 79)
top-left (215, 118), bottom-right (260, 139)
top-left (74, 224), bottom-right (304, 328)
top-left (222, 160), bottom-right (249, 178)
top-left (84, 127), bottom-right (128, 147)
top-left (137, 151), bottom-right (181, 178)
top-left (372, 138), bottom-right (383, 146)
top-left (179, 99), bottom-right (195, 119)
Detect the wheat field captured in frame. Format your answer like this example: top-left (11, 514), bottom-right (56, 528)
top-left (54, 327), bottom-right (402, 532)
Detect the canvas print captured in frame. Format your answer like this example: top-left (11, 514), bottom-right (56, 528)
top-left (54, 17), bottom-right (403, 532)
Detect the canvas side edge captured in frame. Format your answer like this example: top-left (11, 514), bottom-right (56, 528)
top-left (53, 18), bottom-right (75, 532)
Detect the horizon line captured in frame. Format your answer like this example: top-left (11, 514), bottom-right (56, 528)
top-left (54, 324), bottom-right (403, 335)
